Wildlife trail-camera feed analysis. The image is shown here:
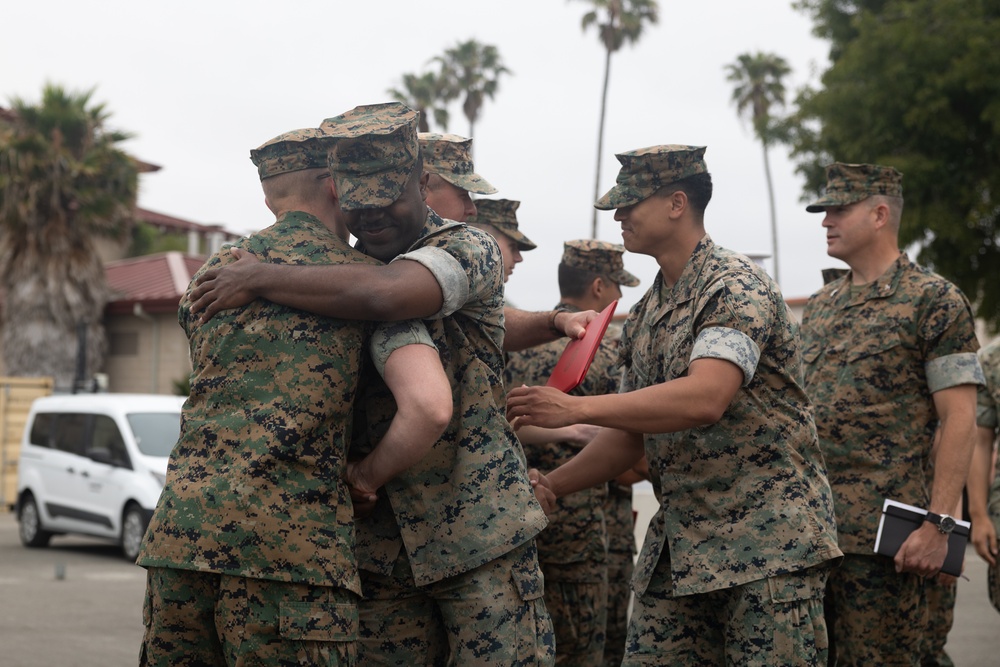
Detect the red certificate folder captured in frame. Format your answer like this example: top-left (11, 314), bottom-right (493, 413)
top-left (545, 300), bottom-right (618, 393)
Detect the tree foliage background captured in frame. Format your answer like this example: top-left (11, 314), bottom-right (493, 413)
top-left (791, 0), bottom-right (1000, 328)
top-left (0, 84), bottom-right (137, 388)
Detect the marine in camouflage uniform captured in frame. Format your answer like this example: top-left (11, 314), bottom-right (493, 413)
top-left (507, 145), bottom-right (842, 666)
top-left (505, 240), bottom-right (640, 666)
top-left (185, 103), bottom-right (555, 665)
top-left (800, 162), bottom-right (984, 667)
top-left (468, 198), bottom-right (537, 284)
top-left (971, 338), bottom-right (1000, 615)
top-left (136, 128), bottom-right (444, 666)
top-left (420, 132), bottom-right (496, 223)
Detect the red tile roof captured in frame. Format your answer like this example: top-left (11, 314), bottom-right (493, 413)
top-left (136, 207), bottom-right (229, 233)
top-left (105, 252), bottom-right (206, 315)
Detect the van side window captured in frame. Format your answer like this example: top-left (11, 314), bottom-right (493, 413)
top-left (91, 415), bottom-right (131, 468)
top-left (53, 413), bottom-right (91, 456)
top-left (28, 414), bottom-right (55, 448)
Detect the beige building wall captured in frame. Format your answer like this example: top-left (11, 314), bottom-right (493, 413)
top-left (103, 309), bottom-right (190, 395)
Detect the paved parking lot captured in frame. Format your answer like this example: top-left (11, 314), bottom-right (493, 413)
top-left (1, 505), bottom-right (997, 666)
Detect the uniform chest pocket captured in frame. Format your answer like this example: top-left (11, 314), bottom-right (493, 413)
top-left (845, 329), bottom-right (902, 363)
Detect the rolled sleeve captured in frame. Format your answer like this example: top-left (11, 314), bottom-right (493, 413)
top-left (925, 352), bottom-right (985, 394)
top-left (393, 246), bottom-right (469, 319)
top-left (369, 320), bottom-right (437, 378)
top-left (690, 326), bottom-right (760, 387)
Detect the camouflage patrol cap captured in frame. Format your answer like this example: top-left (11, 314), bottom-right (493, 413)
top-left (562, 239), bottom-right (640, 287)
top-left (249, 127), bottom-right (333, 181)
top-left (468, 198), bottom-right (537, 251)
top-left (806, 162), bottom-right (903, 212)
top-left (595, 145), bottom-right (708, 210)
top-left (419, 132), bottom-right (497, 195)
top-left (320, 102), bottom-right (419, 210)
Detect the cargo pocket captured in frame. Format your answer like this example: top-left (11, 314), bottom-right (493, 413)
top-left (509, 542), bottom-right (556, 663)
top-left (279, 601), bottom-right (358, 667)
top-left (767, 568), bottom-right (828, 665)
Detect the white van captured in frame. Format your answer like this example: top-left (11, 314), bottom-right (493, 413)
top-left (15, 393), bottom-right (185, 561)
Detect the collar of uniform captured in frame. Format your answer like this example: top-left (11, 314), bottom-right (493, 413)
top-left (839, 252), bottom-right (907, 308)
top-left (647, 234), bottom-right (714, 326)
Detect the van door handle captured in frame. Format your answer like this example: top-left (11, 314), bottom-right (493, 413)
top-left (66, 467), bottom-right (75, 474)
top-left (80, 471), bottom-right (90, 478)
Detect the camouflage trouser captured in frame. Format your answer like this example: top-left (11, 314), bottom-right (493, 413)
top-left (140, 567), bottom-right (358, 666)
top-left (825, 554), bottom-right (927, 667)
top-left (541, 562), bottom-right (607, 667)
top-left (920, 575), bottom-right (956, 667)
top-left (602, 549), bottom-right (634, 667)
top-left (358, 540), bottom-right (555, 666)
top-left (622, 562), bottom-right (830, 666)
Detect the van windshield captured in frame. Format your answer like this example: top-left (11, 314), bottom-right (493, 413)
top-left (127, 412), bottom-right (182, 458)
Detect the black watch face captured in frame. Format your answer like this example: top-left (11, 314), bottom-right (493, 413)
top-left (939, 516), bottom-right (957, 533)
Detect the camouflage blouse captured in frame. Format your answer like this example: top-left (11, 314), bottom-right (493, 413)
top-left (620, 235), bottom-right (841, 597)
top-left (352, 210), bottom-right (548, 586)
top-left (139, 211), bottom-right (415, 592)
top-left (800, 253), bottom-right (983, 554)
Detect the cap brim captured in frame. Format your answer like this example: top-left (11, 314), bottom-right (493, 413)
top-left (611, 269), bottom-right (640, 288)
top-left (440, 172), bottom-right (497, 195)
top-left (805, 192), bottom-right (867, 213)
top-left (508, 229), bottom-right (536, 251)
top-left (333, 170), bottom-right (406, 210)
top-left (594, 184), bottom-right (645, 211)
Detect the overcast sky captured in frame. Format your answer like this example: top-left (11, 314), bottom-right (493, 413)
top-left (4, 0), bottom-right (841, 312)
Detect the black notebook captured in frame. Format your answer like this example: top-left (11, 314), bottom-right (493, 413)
top-left (873, 499), bottom-right (970, 577)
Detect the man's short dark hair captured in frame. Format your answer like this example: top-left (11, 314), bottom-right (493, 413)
top-left (657, 172), bottom-right (713, 215)
top-left (558, 262), bottom-right (604, 299)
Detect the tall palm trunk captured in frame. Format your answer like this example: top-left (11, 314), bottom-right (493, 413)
top-left (761, 142), bottom-right (779, 285)
top-left (592, 47), bottom-right (613, 239)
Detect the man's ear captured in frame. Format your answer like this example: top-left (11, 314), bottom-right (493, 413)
top-left (419, 172), bottom-right (430, 201)
top-left (590, 276), bottom-right (605, 298)
top-left (871, 201), bottom-right (891, 229)
top-left (669, 189), bottom-right (688, 216)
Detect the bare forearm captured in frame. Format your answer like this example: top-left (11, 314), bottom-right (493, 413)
top-left (548, 428), bottom-right (645, 498)
top-left (503, 307), bottom-right (562, 351)
top-left (252, 262), bottom-right (443, 320)
top-left (929, 415), bottom-right (976, 516)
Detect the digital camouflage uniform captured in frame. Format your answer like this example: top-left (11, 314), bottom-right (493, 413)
top-left (619, 236), bottom-right (841, 666)
top-left (976, 338), bottom-right (1000, 614)
top-left (138, 211), bottom-right (424, 666)
top-left (323, 103), bottom-right (554, 666)
top-left (503, 239), bottom-right (640, 667)
top-left (592, 145), bottom-right (842, 666)
top-left (137, 129), bottom-right (435, 667)
top-left (801, 162), bottom-right (985, 667)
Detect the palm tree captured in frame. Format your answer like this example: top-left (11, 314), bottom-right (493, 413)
top-left (434, 40), bottom-right (510, 150)
top-left (725, 52), bottom-right (792, 285)
top-left (0, 84), bottom-right (138, 390)
top-left (576, 0), bottom-right (659, 238)
top-left (387, 71), bottom-right (451, 133)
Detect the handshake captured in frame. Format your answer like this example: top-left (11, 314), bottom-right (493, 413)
top-left (528, 468), bottom-right (557, 515)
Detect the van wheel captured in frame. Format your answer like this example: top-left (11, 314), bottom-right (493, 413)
top-left (120, 503), bottom-right (149, 562)
top-left (18, 494), bottom-right (52, 548)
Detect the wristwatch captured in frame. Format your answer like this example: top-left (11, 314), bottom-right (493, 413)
top-left (924, 512), bottom-right (957, 535)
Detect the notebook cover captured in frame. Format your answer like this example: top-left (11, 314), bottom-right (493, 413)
top-left (873, 499), bottom-right (970, 577)
top-left (545, 300), bottom-right (618, 393)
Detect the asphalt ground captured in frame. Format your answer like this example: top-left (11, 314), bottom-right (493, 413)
top-left (0, 507), bottom-right (997, 666)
